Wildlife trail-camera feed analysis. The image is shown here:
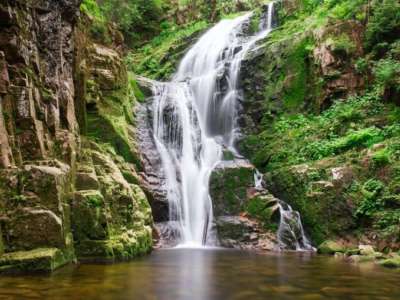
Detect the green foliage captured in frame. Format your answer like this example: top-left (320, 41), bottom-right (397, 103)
top-left (355, 58), bottom-right (369, 75)
top-left (373, 58), bottom-right (400, 92)
top-left (80, 0), bottom-right (111, 42)
top-left (325, 0), bottom-right (367, 20)
top-left (81, 0), bottom-right (105, 21)
top-left (247, 89), bottom-right (400, 171)
top-left (100, 0), bottom-right (163, 46)
top-left (355, 179), bottom-right (385, 217)
top-left (283, 39), bottom-right (315, 109)
top-left (365, 0), bottom-right (400, 51)
top-left (304, 127), bottom-right (384, 160)
top-left (372, 148), bottom-right (391, 167)
top-left (86, 193), bottom-right (104, 208)
top-left (128, 72), bottom-right (145, 103)
top-left (127, 21), bottom-right (208, 79)
top-left (326, 34), bottom-right (356, 56)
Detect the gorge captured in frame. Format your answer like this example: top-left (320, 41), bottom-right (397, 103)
top-left (0, 0), bottom-right (400, 299)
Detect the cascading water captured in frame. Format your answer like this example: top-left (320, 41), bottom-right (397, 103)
top-left (151, 3), bottom-right (276, 247)
top-left (253, 170), bottom-right (314, 251)
top-left (151, 3), bottom-right (312, 250)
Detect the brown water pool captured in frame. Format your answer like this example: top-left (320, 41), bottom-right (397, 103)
top-left (0, 248), bottom-right (399, 299)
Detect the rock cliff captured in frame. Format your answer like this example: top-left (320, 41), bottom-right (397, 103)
top-left (0, 0), bottom-right (152, 273)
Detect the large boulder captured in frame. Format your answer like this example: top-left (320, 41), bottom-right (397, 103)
top-left (209, 159), bottom-right (280, 250)
top-left (0, 248), bottom-right (71, 273)
top-left (210, 159), bottom-right (256, 216)
top-left (215, 216), bottom-right (278, 250)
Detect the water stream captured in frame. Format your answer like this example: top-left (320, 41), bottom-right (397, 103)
top-left (151, 3), bottom-right (276, 247)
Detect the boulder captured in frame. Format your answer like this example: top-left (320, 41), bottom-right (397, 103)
top-left (380, 257), bottom-right (400, 269)
top-left (210, 159), bottom-right (255, 216)
top-left (5, 208), bottom-right (66, 252)
top-left (75, 172), bottom-right (100, 190)
top-left (0, 248), bottom-right (70, 273)
top-left (359, 245), bottom-right (376, 256)
top-left (318, 240), bottom-right (347, 254)
top-left (71, 190), bottom-right (108, 242)
top-left (215, 215), bottom-right (278, 250)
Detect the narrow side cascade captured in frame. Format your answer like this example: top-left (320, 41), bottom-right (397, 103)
top-left (254, 170), bottom-right (314, 251)
top-left (150, 3), bottom-right (276, 247)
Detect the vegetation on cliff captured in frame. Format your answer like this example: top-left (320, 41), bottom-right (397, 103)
top-left (238, 0), bottom-right (400, 251)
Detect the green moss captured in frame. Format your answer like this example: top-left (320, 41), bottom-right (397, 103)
top-left (0, 248), bottom-right (70, 273)
top-left (209, 165), bottom-right (255, 216)
top-left (245, 195), bottom-right (278, 231)
top-left (318, 240), bottom-right (347, 254)
top-left (372, 148), bottom-right (391, 167)
top-left (127, 21), bottom-right (209, 79)
top-left (282, 38), bottom-right (314, 109)
top-left (75, 228), bottom-right (152, 262)
top-left (85, 191), bottom-right (104, 208)
top-left (379, 257), bottom-right (400, 268)
top-left (129, 73), bottom-right (146, 103)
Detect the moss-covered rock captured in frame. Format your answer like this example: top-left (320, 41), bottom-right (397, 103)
top-left (71, 142), bottom-right (153, 261)
top-left (210, 160), bottom-right (256, 216)
top-left (0, 0), bottom-right (154, 273)
top-left (0, 248), bottom-right (71, 274)
top-left (215, 216), bottom-right (278, 250)
top-left (380, 257), bottom-right (400, 269)
top-left (318, 240), bottom-right (347, 254)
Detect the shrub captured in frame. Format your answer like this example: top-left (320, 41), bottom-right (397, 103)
top-left (365, 0), bottom-right (400, 51)
top-left (303, 127), bottom-right (384, 160)
top-left (355, 179), bottom-right (385, 217)
top-left (373, 58), bottom-right (400, 92)
top-left (372, 148), bottom-right (391, 167)
top-left (81, 0), bottom-right (105, 22)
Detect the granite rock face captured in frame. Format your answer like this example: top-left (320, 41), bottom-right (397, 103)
top-left (0, 0), bottom-right (153, 272)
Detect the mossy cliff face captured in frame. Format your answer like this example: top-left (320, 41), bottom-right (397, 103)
top-left (0, 0), bottom-right (153, 272)
top-left (237, 0), bottom-right (400, 252)
top-left (209, 159), bottom-right (279, 250)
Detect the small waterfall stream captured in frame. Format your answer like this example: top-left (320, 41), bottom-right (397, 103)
top-left (149, 3), bottom-right (313, 250)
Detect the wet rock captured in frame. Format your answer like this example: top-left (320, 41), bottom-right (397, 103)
top-left (0, 0), bottom-right (154, 273)
top-left (136, 100), bottom-right (169, 222)
top-left (358, 245), bottom-right (375, 256)
top-left (215, 215), bottom-right (278, 250)
top-left (0, 248), bottom-right (69, 273)
top-left (71, 190), bottom-right (108, 241)
top-left (210, 159), bottom-right (255, 216)
top-left (318, 240), bottom-right (347, 254)
top-left (379, 257), bottom-right (400, 269)
top-left (75, 172), bottom-right (100, 190)
top-left (5, 208), bottom-right (66, 252)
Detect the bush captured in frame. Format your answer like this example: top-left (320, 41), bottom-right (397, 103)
top-left (303, 127), bottom-right (384, 160)
top-left (85, 0), bottom-right (164, 47)
top-left (373, 58), bottom-right (400, 92)
top-left (365, 0), bottom-right (400, 51)
top-left (81, 0), bottom-right (105, 21)
top-left (355, 179), bottom-right (385, 217)
top-left (372, 148), bottom-right (391, 167)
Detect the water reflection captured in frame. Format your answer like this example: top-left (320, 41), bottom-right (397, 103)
top-left (0, 249), bottom-right (399, 299)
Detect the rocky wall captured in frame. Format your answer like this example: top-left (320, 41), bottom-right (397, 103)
top-left (0, 0), bottom-right (153, 273)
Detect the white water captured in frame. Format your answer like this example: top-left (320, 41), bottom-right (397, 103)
top-left (151, 3), bottom-right (275, 247)
top-left (277, 202), bottom-right (315, 251)
top-left (253, 169), bottom-right (315, 251)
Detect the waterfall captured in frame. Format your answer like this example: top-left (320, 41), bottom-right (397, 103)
top-left (253, 170), bottom-right (315, 251)
top-left (151, 4), bottom-right (275, 247)
top-left (277, 202), bottom-right (315, 251)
